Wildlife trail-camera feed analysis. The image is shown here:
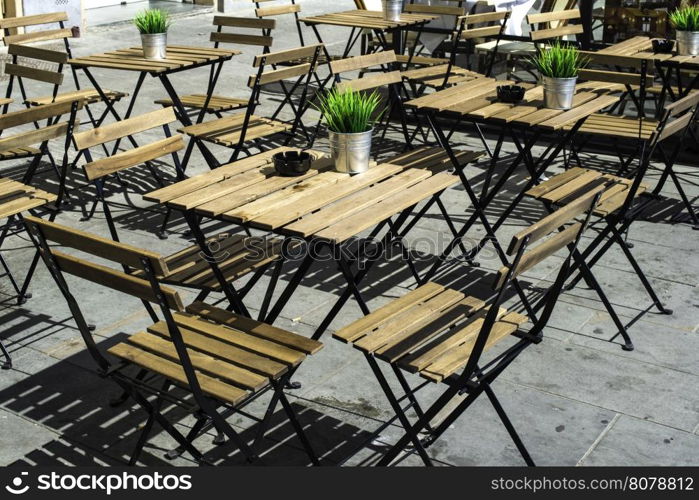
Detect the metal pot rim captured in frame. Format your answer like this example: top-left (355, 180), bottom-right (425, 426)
top-left (328, 128), bottom-right (374, 136)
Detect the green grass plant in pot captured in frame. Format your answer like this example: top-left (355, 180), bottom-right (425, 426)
top-left (530, 42), bottom-right (588, 110)
top-left (134, 9), bottom-right (171, 60)
top-left (315, 87), bottom-right (384, 174)
top-left (670, 5), bottom-right (699, 56)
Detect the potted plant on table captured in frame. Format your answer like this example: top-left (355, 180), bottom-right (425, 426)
top-left (315, 87), bottom-right (383, 174)
top-left (670, 4), bottom-right (699, 56)
top-left (382, 0), bottom-right (403, 22)
top-left (134, 9), bottom-right (171, 60)
top-left (530, 42), bottom-right (588, 111)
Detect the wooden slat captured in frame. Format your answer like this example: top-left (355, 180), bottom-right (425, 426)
top-left (537, 170), bottom-right (603, 203)
top-left (0, 100), bottom-right (82, 131)
top-left (530, 24), bottom-right (584, 41)
top-left (336, 70), bottom-right (401, 92)
top-left (495, 223), bottom-right (582, 289)
top-left (508, 186), bottom-right (604, 255)
top-left (251, 63), bottom-right (311, 86)
top-left (658, 113), bottom-right (692, 142)
top-left (170, 313), bottom-right (306, 366)
top-left (578, 68), bottom-right (651, 87)
top-left (210, 32), bottom-right (273, 47)
top-left (3, 63), bottom-right (63, 85)
top-left (23, 215), bottom-right (169, 275)
top-left (0, 121), bottom-right (74, 151)
top-left (283, 168), bottom-right (431, 237)
top-left (7, 43), bottom-right (68, 63)
top-left (107, 343), bottom-right (249, 405)
top-left (0, 12), bottom-right (67, 29)
top-left (254, 44), bottom-right (322, 66)
top-left (665, 91), bottom-right (699, 117)
top-left (335, 282), bottom-right (446, 343)
top-left (330, 51), bottom-right (397, 74)
top-left (127, 332), bottom-right (268, 391)
top-left (3, 28), bottom-right (73, 45)
top-left (51, 251), bottom-right (183, 310)
top-left (255, 4), bottom-right (301, 17)
top-left (353, 289), bottom-right (467, 354)
top-left (460, 25), bottom-right (502, 40)
top-left (527, 9), bottom-right (580, 25)
top-left (537, 94), bottom-right (619, 130)
top-left (235, 165), bottom-right (403, 229)
top-left (83, 135), bottom-right (184, 181)
top-left (186, 301), bottom-right (323, 355)
top-left (213, 16), bottom-right (275, 29)
top-left (147, 321), bottom-right (287, 378)
top-left (315, 172), bottom-right (460, 243)
top-left (74, 107), bottom-right (177, 150)
top-left (579, 50), bottom-right (648, 70)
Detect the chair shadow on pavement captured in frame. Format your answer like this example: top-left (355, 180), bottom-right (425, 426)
top-left (0, 333), bottom-right (374, 466)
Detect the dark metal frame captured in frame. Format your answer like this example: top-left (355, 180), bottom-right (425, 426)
top-left (365, 195), bottom-right (601, 466)
top-left (24, 218), bottom-right (319, 465)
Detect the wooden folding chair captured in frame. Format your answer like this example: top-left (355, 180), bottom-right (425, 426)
top-left (72, 107), bottom-right (184, 239)
top-left (525, 91), bottom-right (699, 349)
top-left (154, 16), bottom-right (276, 119)
top-left (527, 8), bottom-right (585, 51)
top-left (0, 12), bottom-right (127, 126)
top-left (0, 99), bottom-right (83, 206)
top-left (179, 44), bottom-right (323, 169)
top-left (25, 215), bottom-right (323, 465)
top-left (334, 189), bottom-right (603, 466)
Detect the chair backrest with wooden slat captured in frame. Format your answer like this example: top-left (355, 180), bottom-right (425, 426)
top-left (330, 51), bottom-right (402, 93)
top-left (248, 44), bottom-right (322, 88)
top-left (3, 44), bottom-right (68, 108)
top-left (0, 12), bottom-right (73, 46)
top-left (455, 189), bottom-right (602, 382)
top-left (73, 107), bottom-right (184, 182)
top-left (527, 8), bottom-right (584, 44)
top-left (24, 215), bottom-right (184, 372)
top-left (450, 10), bottom-right (509, 78)
top-left (210, 16), bottom-right (275, 50)
top-left (405, 3), bottom-right (466, 18)
top-left (253, 0), bottom-right (307, 46)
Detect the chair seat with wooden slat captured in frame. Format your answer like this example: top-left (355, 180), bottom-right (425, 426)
top-left (135, 233), bottom-right (284, 291)
top-left (402, 63), bottom-right (483, 88)
top-left (525, 166), bottom-right (649, 216)
top-left (108, 304), bottom-right (322, 405)
top-left (24, 88), bottom-right (128, 107)
top-left (385, 146), bottom-right (484, 173)
top-left (179, 113), bottom-right (292, 147)
top-left (396, 54), bottom-right (450, 67)
top-left (564, 113), bottom-right (659, 140)
top-left (334, 282), bottom-right (528, 383)
top-left (154, 94), bottom-right (249, 113)
top-left (0, 146), bottom-right (41, 160)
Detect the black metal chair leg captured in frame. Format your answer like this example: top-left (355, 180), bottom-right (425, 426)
top-left (483, 384), bottom-right (535, 466)
top-left (0, 340), bottom-right (12, 370)
top-left (276, 381), bottom-right (321, 466)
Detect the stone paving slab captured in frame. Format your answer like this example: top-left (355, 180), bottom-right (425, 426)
top-left (0, 2), bottom-right (697, 467)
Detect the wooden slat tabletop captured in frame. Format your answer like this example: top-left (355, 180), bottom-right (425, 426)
top-left (300, 9), bottom-right (437, 30)
top-left (147, 146), bottom-right (460, 244)
top-left (68, 45), bottom-right (240, 73)
top-left (0, 177), bottom-right (57, 219)
top-left (598, 36), bottom-right (699, 67)
top-left (406, 79), bottom-right (620, 128)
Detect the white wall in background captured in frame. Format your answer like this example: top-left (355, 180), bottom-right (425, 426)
top-left (23, 0), bottom-right (83, 30)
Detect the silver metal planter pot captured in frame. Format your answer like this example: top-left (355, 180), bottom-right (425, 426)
top-left (542, 76), bottom-right (577, 110)
top-left (382, 0), bottom-right (403, 22)
top-left (329, 129), bottom-right (373, 174)
top-left (141, 33), bottom-right (167, 60)
top-left (676, 30), bottom-right (699, 56)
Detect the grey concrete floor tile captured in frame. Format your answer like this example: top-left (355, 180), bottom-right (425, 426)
top-left (0, 408), bottom-right (59, 466)
top-left (505, 340), bottom-right (699, 432)
top-left (580, 415), bottom-right (699, 466)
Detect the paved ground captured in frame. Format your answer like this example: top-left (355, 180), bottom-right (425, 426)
top-left (0, 3), bottom-right (697, 467)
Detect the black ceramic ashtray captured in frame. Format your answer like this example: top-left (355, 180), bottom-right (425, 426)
top-left (652, 39), bottom-right (674, 54)
top-left (497, 85), bottom-right (526, 104)
top-left (273, 150), bottom-right (312, 177)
